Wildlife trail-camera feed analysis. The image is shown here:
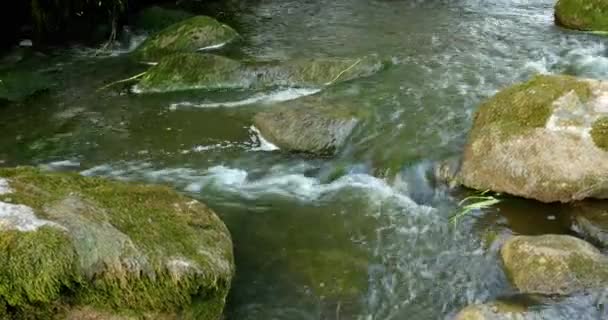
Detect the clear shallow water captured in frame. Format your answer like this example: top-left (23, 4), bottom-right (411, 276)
top-left (1, 0), bottom-right (608, 319)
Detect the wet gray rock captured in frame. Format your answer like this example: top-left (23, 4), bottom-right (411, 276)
top-left (253, 95), bottom-right (361, 155)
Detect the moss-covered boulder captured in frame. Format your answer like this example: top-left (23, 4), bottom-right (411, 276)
top-left (134, 53), bottom-right (385, 93)
top-left (0, 167), bottom-right (234, 319)
top-left (253, 95), bottom-right (361, 155)
top-left (555, 0), bottom-right (608, 32)
top-left (133, 16), bottom-right (238, 62)
top-left (135, 53), bottom-right (245, 93)
top-left (500, 235), bottom-right (608, 295)
top-left (454, 300), bottom-right (529, 320)
top-left (134, 6), bottom-right (194, 32)
top-left (564, 201), bottom-right (608, 247)
top-left (459, 75), bottom-right (608, 203)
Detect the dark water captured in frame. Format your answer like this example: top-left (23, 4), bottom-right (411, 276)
top-left (1, 0), bottom-right (608, 319)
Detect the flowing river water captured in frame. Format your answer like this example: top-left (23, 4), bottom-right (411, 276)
top-left (1, 0), bottom-right (608, 319)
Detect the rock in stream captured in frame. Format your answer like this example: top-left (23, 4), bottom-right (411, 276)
top-left (555, 0), bottom-right (608, 32)
top-left (134, 53), bottom-right (385, 93)
top-left (500, 234), bottom-right (608, 295)
top-left (0, 167), bottom-right (234, 319)
top-left (459, 75), bottom-right (608, 203)
top-left (253, 94), bottom-right (362, 155)
top-left (133, 16), bottom-right (239, 62)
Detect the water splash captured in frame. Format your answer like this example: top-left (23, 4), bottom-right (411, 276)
top-left (170, 88), bottom-right (320, 109)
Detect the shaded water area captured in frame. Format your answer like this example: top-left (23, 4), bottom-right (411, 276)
top-left (2, 0), bottom-right (608, 319)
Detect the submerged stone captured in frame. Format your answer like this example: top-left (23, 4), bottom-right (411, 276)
top-left (500, 235), bottom-right (608, 295)
top-left (555, 0), bottom-right (608, 32)
top-left (286, 249), bottom-right (368, 300)
top-left (134, 6), bottom-right (194, 32)
top-left (459, 75), bottom-right (608, 203)
top-left (264, 56), bottom-right (385, 87)
top-left (253, 95), bottom-right (361, 155)
top-left (564, 200), bottom-right (608, 248)
top-left (134, 53), bottom-right (385, 93)
top-left (0, 167), bottom-right (234, 319)
top-left (134, 16), bottom-right (238, 62)
top-left (0, 68), bottom-right (51, 103)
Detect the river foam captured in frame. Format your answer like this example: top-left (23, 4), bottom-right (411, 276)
top-left (80, 161), bottom-right (431, 212)
top-left (169, 88), bottom-right (320, 109)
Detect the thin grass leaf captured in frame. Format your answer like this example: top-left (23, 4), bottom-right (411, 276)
top-left (450, 191), bottom-right (501, 226)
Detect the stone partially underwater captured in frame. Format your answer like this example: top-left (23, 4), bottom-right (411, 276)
top-left (500, 235), bottom-right (608, 295)
top-left (134, 53), bottom-right (386, 93)
top-left (459, 75), bottom-right (608, 203)
top-left (0, 167), bottom-right (234, 319)
top-left (253, 94), bottom-right (362, 155)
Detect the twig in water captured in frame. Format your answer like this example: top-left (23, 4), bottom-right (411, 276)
top-left (325, 59), bottom-right (362, 85)
top-left (97, 72), bottom-right (148, 91)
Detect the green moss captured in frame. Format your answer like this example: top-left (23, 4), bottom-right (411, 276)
top-left (135, 6), bottom-right (194, 32)
top-left (0, 167), bottom-right (233, 318)
top-left (591, 116), bottom-right (608, 151)
top-left (137, 53), bottom-right (243, 92)
top-left (555, 0), bottom-right (608, 32)
top-left (134, 16), bottom-right (238, 62)
top-left (77, 271), bottom-right (229, 315)
top-left (470, 74), bottom-right (591, 140)
top-left (135, 53), bottom-right (387, 93)
top-left (0, 227), bottom-right (77, 313)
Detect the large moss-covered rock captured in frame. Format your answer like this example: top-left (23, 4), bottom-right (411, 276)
top-left (134, 53), bottom-right (385, 93)
top-left (459, 75), bottom-right (608, 203)
top-left (555, 0), bottom-right (608, 32)
top-left (253, 95), bottom-right (361, 155)
top-left (500, 235), bottom-right (608, 295)
top-left (134, 6), bottom-right (194, 32)
top-left (134, 16), bottom-right (238, 62)
top-left (0, 167), bottom-right (234, 319)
